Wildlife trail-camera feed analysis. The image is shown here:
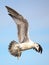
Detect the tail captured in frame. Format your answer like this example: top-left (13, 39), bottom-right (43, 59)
top-left (8, 40), bottom-right (22, 58)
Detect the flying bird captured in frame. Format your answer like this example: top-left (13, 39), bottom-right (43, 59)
top-left (5, 6), bottom-right (43, 59)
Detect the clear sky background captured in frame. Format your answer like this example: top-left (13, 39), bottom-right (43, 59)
top-left (0, 0), bottom-right (49, 65)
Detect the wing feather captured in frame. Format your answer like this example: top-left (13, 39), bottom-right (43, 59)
top-left (6, 6), bottom-right (29, 43)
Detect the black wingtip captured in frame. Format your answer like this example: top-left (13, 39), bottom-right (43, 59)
top-left (5, 6), bottom-right (7, 8)
top-left (5, 6), bottom-right (9, 9)
top-left (5, 6), bottom-right (10, 8)
top-left (5, 6), bottom-right (10, 13)
top-left (5, 6), bottom-right (12, 11)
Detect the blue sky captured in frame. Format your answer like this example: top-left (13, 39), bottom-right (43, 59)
top-left (0, 0), bottom-right (49, 65)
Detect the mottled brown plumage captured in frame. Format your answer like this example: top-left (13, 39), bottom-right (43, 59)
top-left (6, 6), bottom-right (43, 59)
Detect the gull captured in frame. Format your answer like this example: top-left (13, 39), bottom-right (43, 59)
top-left (5, 6), bottom-right (43, 59)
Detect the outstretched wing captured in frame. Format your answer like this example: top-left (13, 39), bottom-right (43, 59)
top-left (6, 6), bottom-right (29, 43)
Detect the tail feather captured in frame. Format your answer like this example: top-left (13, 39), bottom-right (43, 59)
top-left (8, 40), bottom-right (22, 57)
top-left (8, 40), bottom-right (16, 50)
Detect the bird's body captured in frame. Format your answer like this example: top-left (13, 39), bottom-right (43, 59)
top-left (5, 6), bottom-right (43, 59)
top-left (17, 40), bottom-right (35, 51)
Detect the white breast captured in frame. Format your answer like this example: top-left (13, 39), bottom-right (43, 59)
top-left (19, 39), bottom-right (34, 51)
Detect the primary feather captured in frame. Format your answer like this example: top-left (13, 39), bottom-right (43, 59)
top-left (6, 6), bottom-right (29, 43)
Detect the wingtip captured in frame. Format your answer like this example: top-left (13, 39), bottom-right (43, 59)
top-left (5, 6), bottom-right (8, 9)
top-left (5, 6), bottom-right (7, 8)
top-left (5, 6), bottom-right (9, 11)
top-left (5, 6), bottom-right (11, 10)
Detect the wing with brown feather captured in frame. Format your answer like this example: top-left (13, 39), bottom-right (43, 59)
top-left (6, 6), bottom-right (29, 43)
